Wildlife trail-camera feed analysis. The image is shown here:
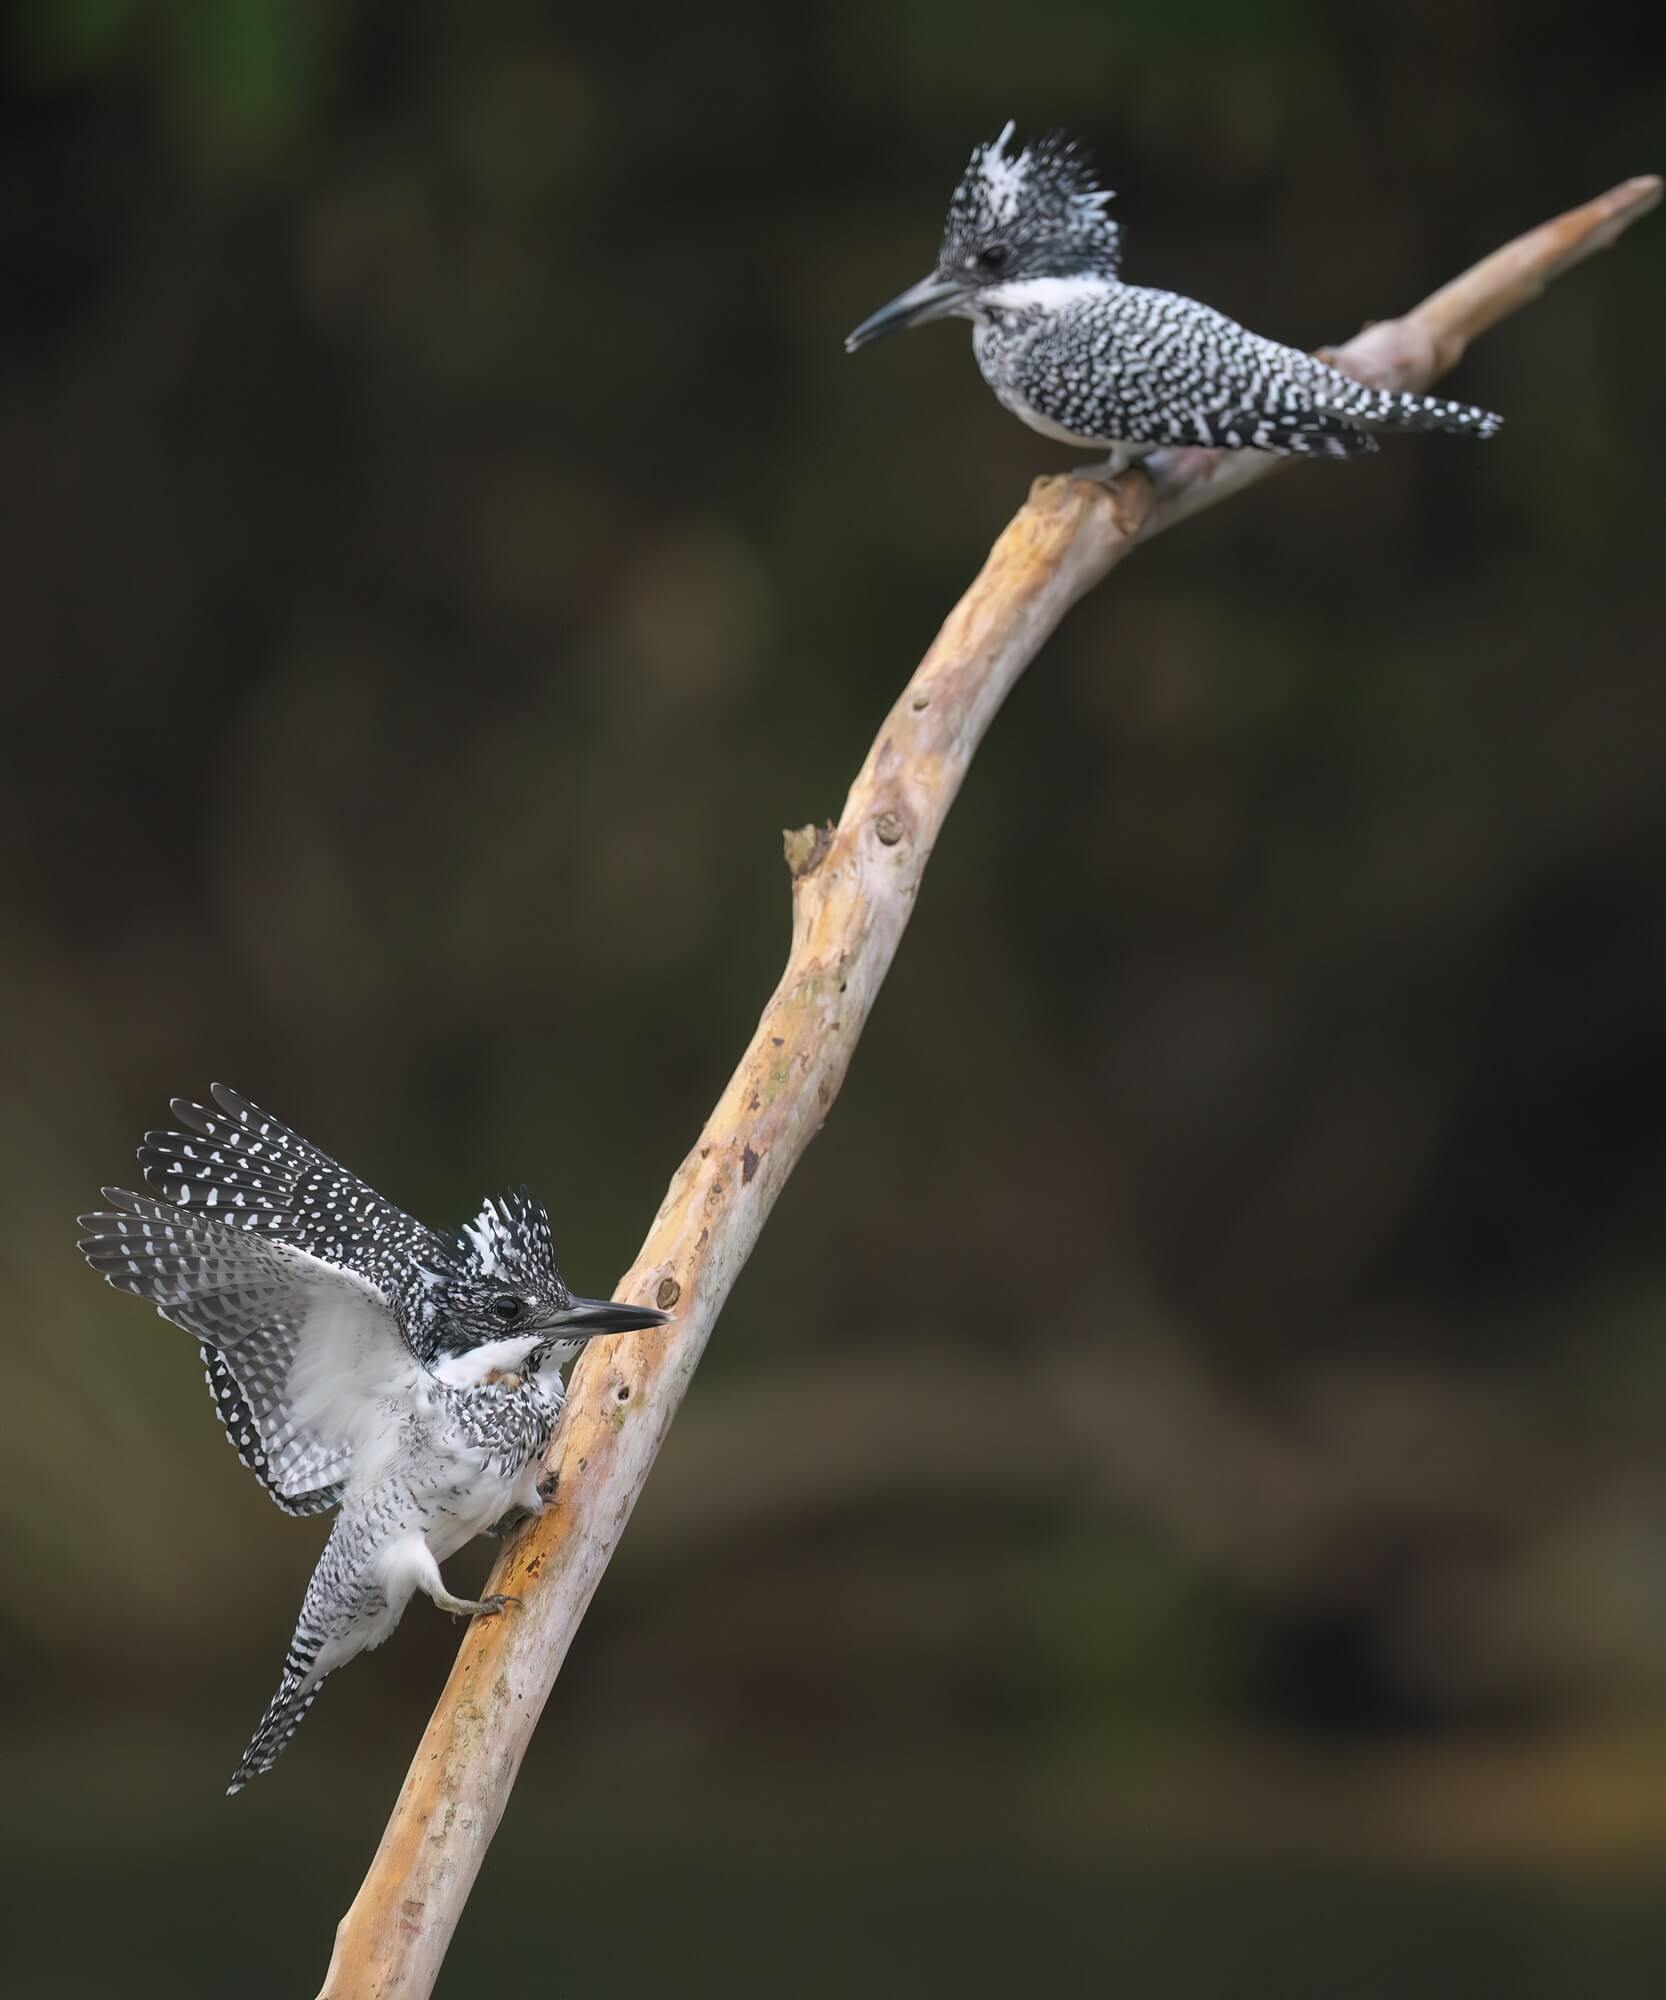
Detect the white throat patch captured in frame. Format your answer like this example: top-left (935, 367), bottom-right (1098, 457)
top-left (433, 1334), bottom-right (545, 1386)
top-left (980, 273), bottom-right (1110, 315)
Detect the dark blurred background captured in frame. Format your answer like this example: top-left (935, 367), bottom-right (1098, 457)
top-left (4, 3), bottom-right (1665, 1994)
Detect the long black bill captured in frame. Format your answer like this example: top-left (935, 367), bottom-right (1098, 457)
top-left (845, 274), bottom-right (971, 352)
top-left (552, 1296), bottom-right (671, 1336)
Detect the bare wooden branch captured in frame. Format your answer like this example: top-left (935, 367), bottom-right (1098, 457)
top-left (318, 174), bottom-right (1659, 1999)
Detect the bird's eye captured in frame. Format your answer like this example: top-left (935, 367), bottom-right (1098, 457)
top-left (980, 244), bottom-right (1010, 273)
top-left (490, 1295), bottom-right (524, 1322)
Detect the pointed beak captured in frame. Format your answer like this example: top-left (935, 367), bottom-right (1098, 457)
top-left (845, 274), bottom-right (972, 352)
top-left (550, 1296), bottom-right (671, 1338)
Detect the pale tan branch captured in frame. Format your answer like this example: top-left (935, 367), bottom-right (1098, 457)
top-left (318, 175), bottom-right (1658, 1999)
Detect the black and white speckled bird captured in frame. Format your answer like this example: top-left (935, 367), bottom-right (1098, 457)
top-left (847, 122), bottom-right (1503, 474)
top-left (77, 1085), bottom-right (668, 1793)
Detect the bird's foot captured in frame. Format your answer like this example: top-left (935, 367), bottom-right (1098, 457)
top-left (1069, 449), bottom-right (1140, 483)
top-left (435, 1589), bottom-right (523, 1620)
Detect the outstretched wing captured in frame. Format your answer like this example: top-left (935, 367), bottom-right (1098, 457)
top-left (136, 1085), bottom-right (449, 1509)
top-left (79, 1190), bottom-right (425, 1511)
top-left (138, 1084), bottom-right (446, 1294)
top-left (201, 1341), bottom-right (344, 1516)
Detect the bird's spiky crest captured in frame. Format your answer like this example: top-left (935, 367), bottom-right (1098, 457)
top-left (942, 121), bottom-right (1121, 276)
top-left (453, 1187), bottom-right (558, 1287)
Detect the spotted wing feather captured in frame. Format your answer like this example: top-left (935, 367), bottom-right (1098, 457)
top-left (201, 1343), bottom-right (343, 1516)
top-left (78, 1190), bottom-right (422, 1510)
top-left (137, 1085), bottom-right (447, 1506)
top-left (138, 1083), bottom-right (445, 1293)
top-left (1013, 287), bottom-right (1497, 455)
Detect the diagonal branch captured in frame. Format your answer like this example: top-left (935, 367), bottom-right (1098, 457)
top-left (318, 173), bottom-right (1659, 1999)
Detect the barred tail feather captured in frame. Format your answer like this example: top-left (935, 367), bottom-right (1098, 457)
top-left (1321, 378), bottom-right (1504, 439)
top-left (1278, 422), bottom-right (1378, 458)
top-left (1391, 390), bottom-right (1504, 437)
top-left (227, 1653), bottom-right (330, 1795)
top-left (1358, 389), bottom-right (1502, 437)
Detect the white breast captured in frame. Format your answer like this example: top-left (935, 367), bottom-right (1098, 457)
top-left (425, 1467), bottom-right (519, 1563)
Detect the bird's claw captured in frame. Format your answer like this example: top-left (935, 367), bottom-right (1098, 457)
top-left (443, 1590), bottom-right (523, 1621)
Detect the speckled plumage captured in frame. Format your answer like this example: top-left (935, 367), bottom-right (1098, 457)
top-left (848, 122), bottom-right (1503, 472)
top-left (78, 1086), bottom-right (668, 1792)
top-left (220, 1337), bottom-right (567, 1793)
top-left (140, 1086), bottom-right (455, 1512)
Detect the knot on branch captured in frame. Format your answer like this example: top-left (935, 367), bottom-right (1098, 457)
top-left (783, 821), bottom-right (835, 879)
top-left (1028, 467), bottom-right (1156, 538)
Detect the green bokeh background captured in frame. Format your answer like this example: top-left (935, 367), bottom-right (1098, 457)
top-left (3, 3), bottom-right (1665, 1994)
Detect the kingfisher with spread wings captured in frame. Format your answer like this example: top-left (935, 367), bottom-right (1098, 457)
top-left (78, 1085), bottom-right (668, 1793)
